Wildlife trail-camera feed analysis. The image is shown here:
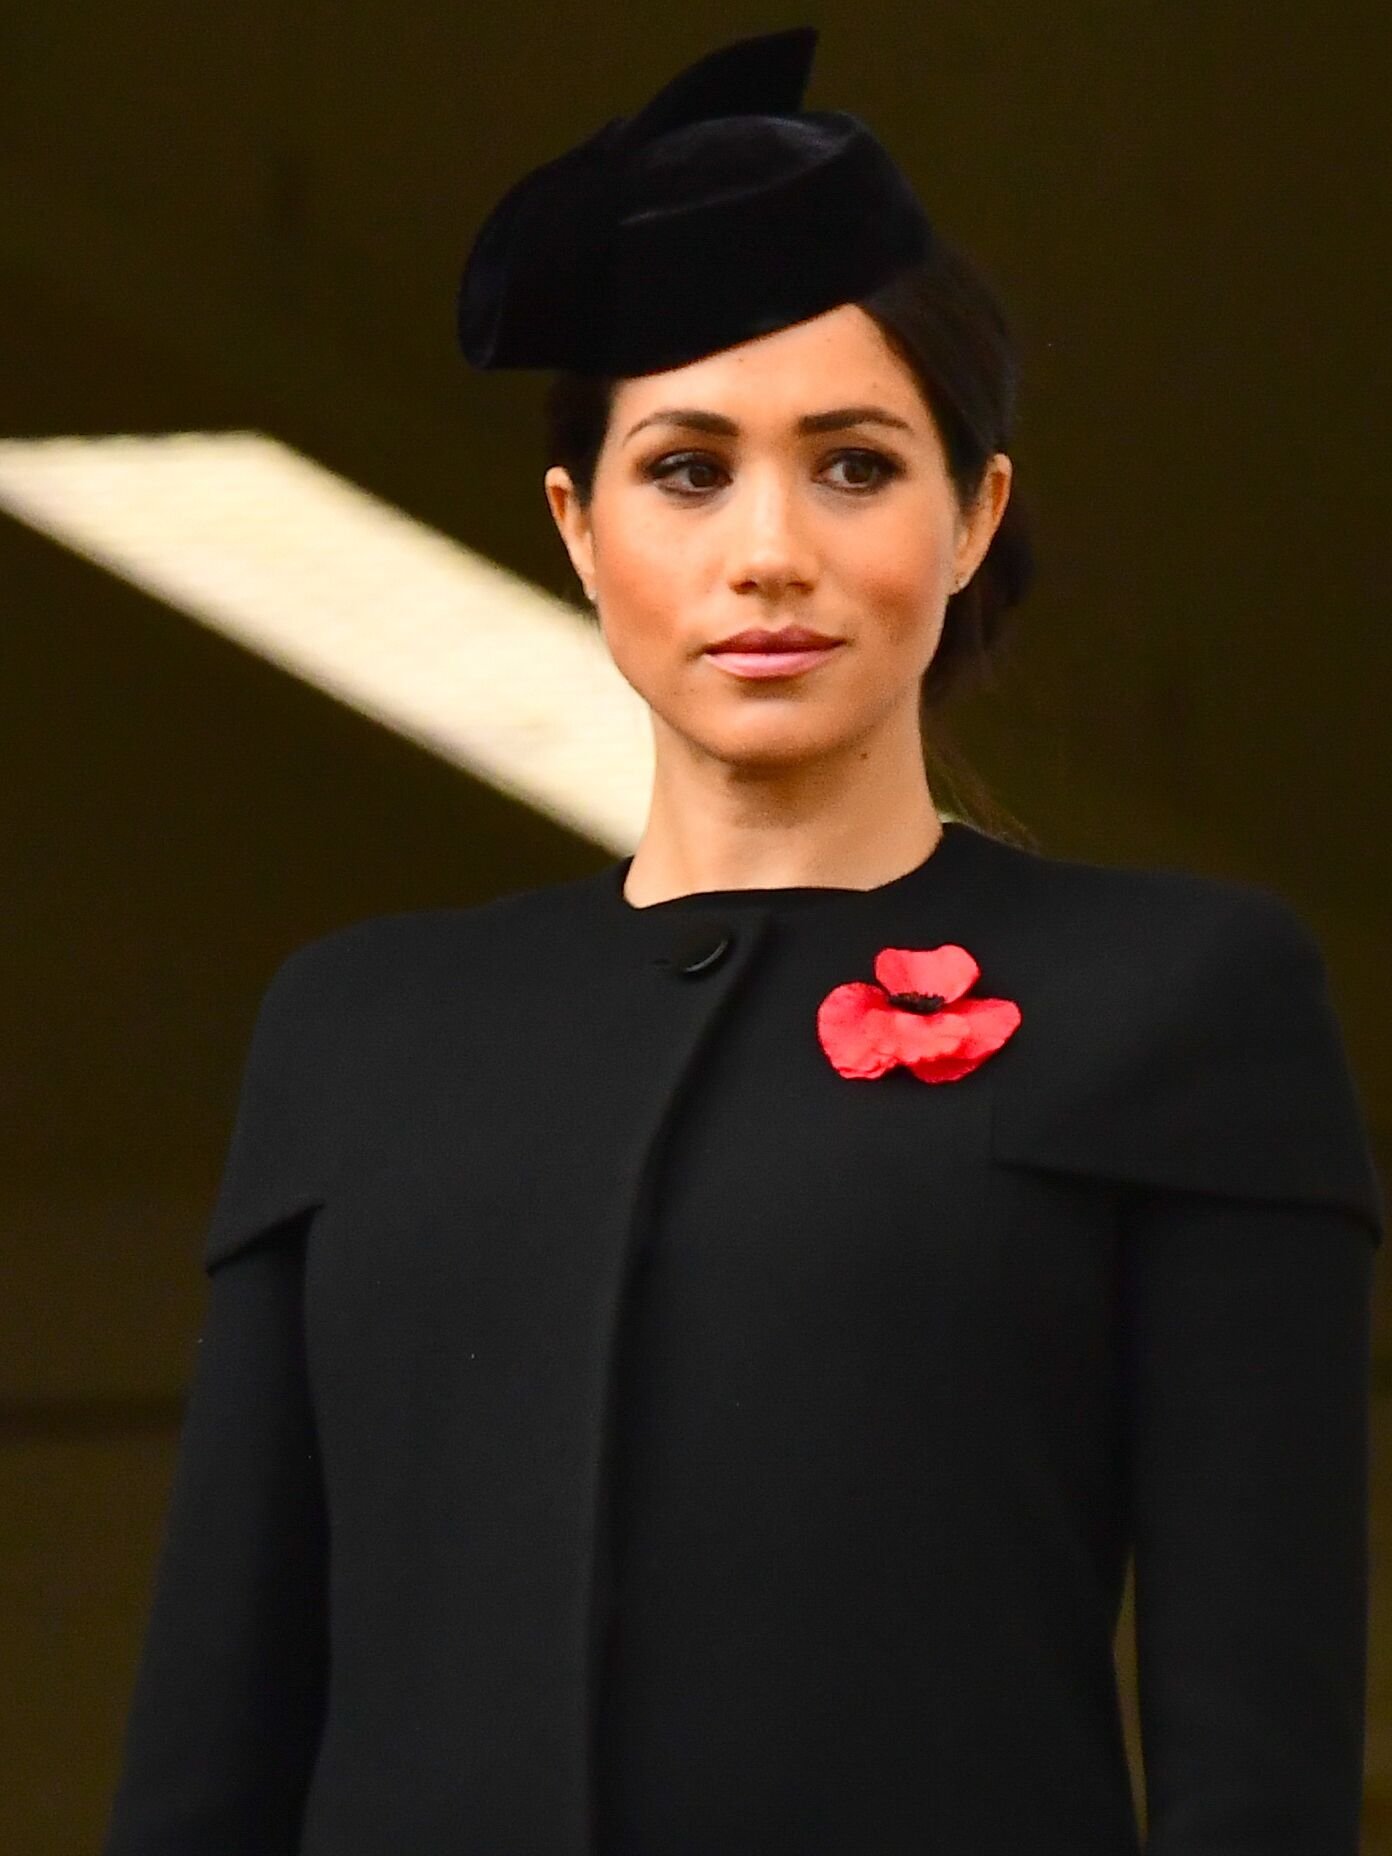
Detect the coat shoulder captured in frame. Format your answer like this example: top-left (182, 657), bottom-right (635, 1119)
top-left (979, 839), bottom-right (1384, 1242)
top-left (264, 882), bottom-right (577, 982)
top-left (199, 880), bottom-right (592, 1273)
top-left (977, 827), bottom-right (1316, 957)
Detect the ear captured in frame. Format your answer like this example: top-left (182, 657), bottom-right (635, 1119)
top-left (953, 452), bottom-right (1013, 590)
top-left (544, 467), bottom-right (597, 599)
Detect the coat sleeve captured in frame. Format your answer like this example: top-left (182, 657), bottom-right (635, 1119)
top-left (101, 943), bottom-right (339, 1855)
top-left (1117, 891), bottom-right (1383, 1854)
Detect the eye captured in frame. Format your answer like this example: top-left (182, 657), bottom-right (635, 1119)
top-left (823, 449), bottom-right (902, 492)
top-left (644, 452), bottom-right (726, 496)
top-left (642, 448), bottom-right (903, 499)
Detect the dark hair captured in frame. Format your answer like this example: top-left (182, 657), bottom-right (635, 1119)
top-left (542, 233), bottom-right (1039, 849)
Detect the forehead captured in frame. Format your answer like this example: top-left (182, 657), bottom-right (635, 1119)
top-left (611, 302), bottom-right (923, 429)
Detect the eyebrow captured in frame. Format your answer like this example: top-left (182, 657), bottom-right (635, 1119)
top-left (621, 404), bottom-right (918, 445)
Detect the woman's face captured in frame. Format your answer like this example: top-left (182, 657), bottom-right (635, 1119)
top-left (546, 302), bottom-right (1011, 772)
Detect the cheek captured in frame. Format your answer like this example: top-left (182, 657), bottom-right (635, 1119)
top-left (592, 499), bottom-right (704, 673)
top-left (593, 489), bottom-right (694, 605)
top-left (598, 525), bottom-right (675, 614)
top-left (827, 519), bottom-right (945, 647)
top-left (594, 532), bottom-right (690, 691)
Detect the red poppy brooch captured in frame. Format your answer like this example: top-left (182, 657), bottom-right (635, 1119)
top-left (816, 944), bottom-right (1021, 1083)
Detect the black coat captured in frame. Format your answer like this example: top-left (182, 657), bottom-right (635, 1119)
top-left (102, 819), bottom-right (1384, 1855)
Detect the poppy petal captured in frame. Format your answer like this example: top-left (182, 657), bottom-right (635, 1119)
top-left (816, 981), bottom-right (903, 1078)
top-left (902, 996), bottom-right (1022, 1082)
top-left (873, 944), bottom-right (979, 1003)
top-left (886, 1006), bottom-right (976, 1065)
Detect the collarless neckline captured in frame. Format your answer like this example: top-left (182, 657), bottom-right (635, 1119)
top-left (608, 817), bottom-right (980, 916)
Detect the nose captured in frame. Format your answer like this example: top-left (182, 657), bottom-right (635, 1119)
top-left (724, 464), bottom-right (818, 596)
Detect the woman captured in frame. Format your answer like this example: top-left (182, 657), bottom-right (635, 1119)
top-left (102, 27), bottom-right (1384, 1856)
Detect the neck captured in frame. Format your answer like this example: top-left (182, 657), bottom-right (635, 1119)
top-left (623, 704), bottom-right (942, 906)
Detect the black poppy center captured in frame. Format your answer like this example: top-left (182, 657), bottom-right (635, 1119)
top-left (884, 989), bottom-right (946, 1014)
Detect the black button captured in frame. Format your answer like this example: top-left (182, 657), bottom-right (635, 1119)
top-left (662, 923), bottom-right (734, 977)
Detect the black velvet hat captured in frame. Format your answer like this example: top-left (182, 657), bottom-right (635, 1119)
top-left (455, 25), bottom-right (935, 378)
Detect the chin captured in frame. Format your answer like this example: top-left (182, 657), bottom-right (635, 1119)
top-left (681, 708), bottom-right (856, 769)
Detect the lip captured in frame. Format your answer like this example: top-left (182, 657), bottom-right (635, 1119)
top-left (706, 645), bottom-right (844, 680)
top-left (707, 626), bottom-right (841, 652)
